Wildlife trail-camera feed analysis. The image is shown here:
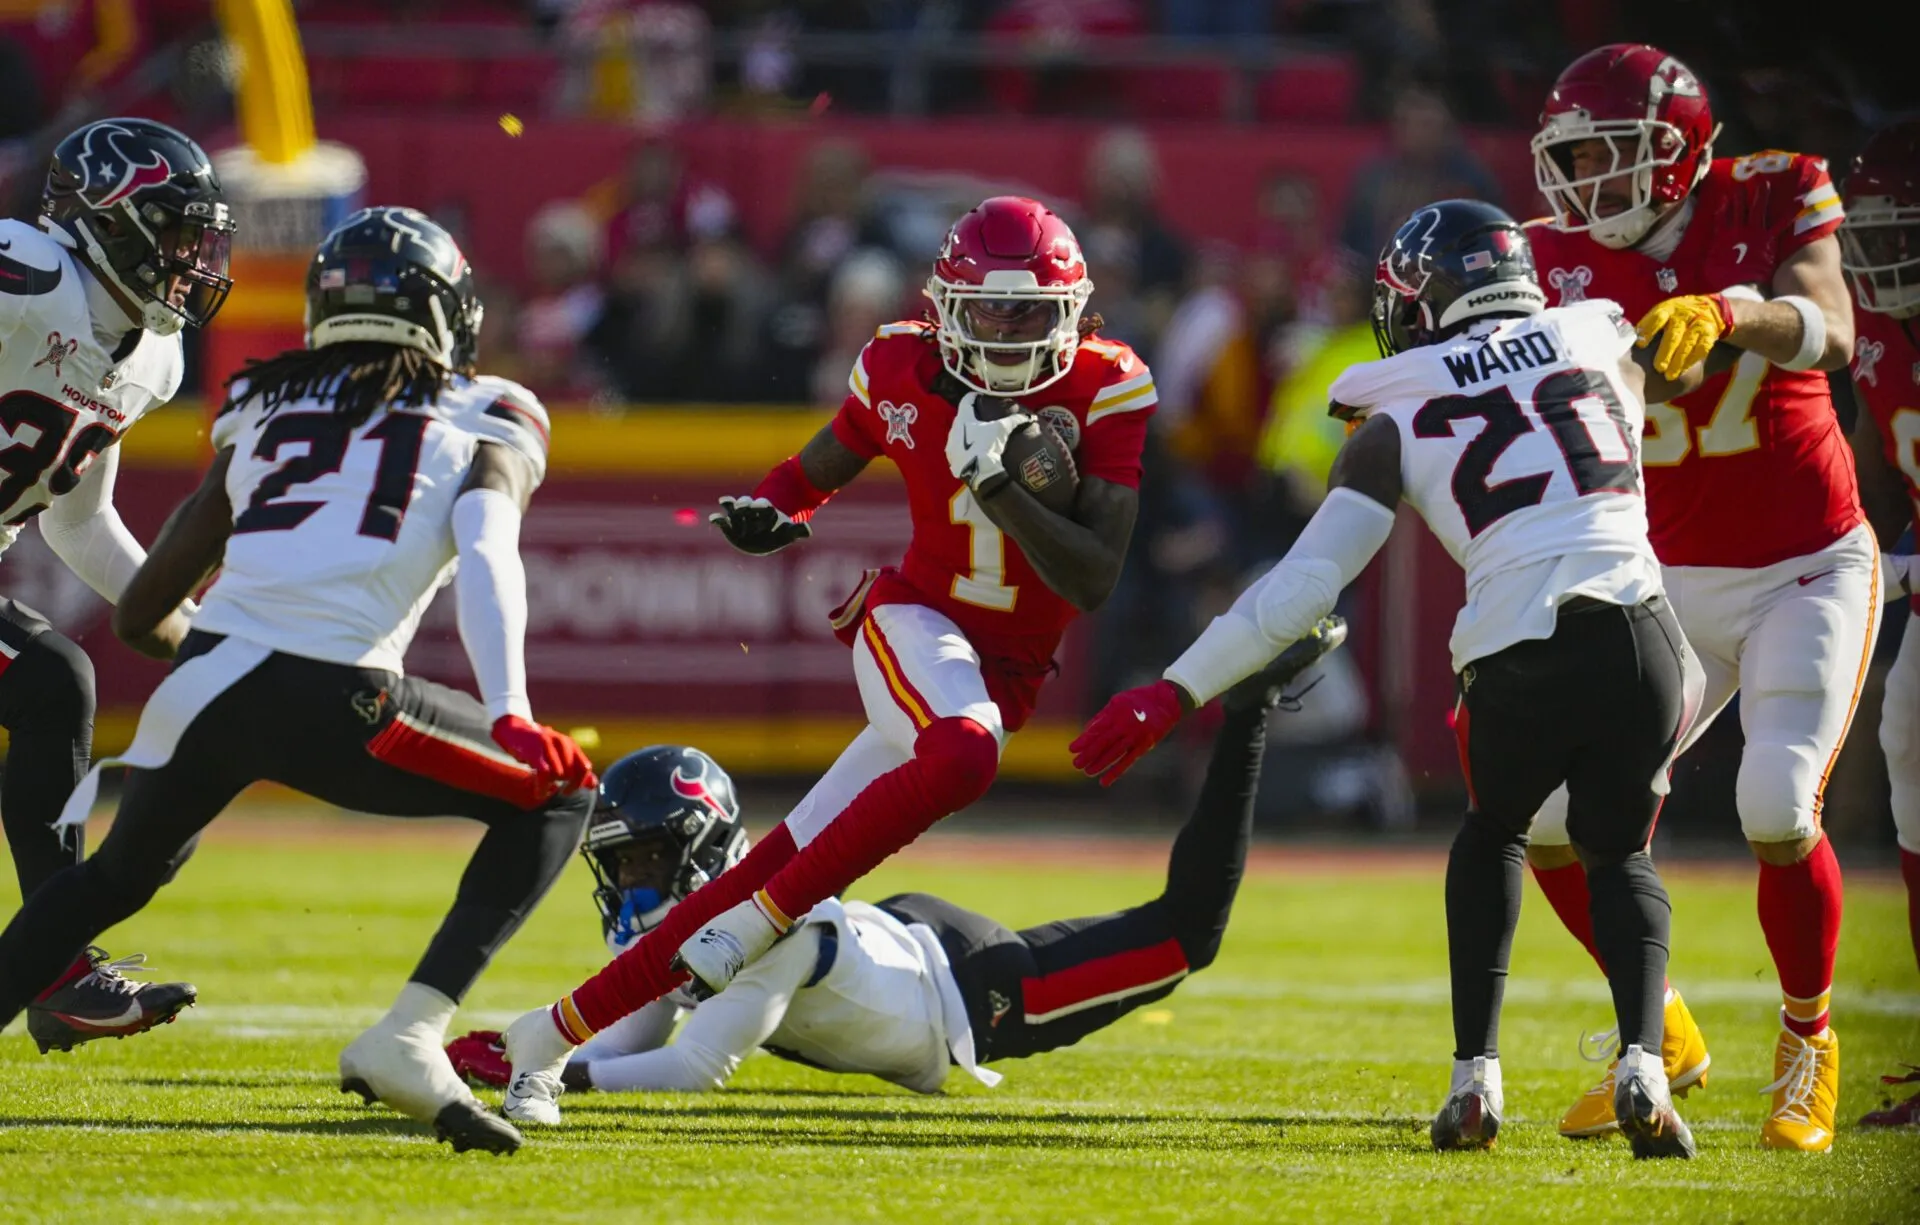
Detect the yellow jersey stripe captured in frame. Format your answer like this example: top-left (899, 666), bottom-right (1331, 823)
top-left (1087, 385), bottom-right (1159, 424)
top-left (848, 354), bottom-right (871, 407)
top-left (1794, 202), bottom-right (1845, 234)
top-left (1091, 370), bottom-right (1153, 405)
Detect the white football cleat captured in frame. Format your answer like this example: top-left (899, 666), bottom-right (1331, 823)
top-left (501, 1007), bottom-right (572, 1126)
top-left (1431, 1056), bottom-right (1503, 1151)
top-left (671, 895), bottom-right (786, 999)
top-left (340, 1014), bottom-right (521, 1154)
top-left (1614, 1042), bottom-right (1696, 1159)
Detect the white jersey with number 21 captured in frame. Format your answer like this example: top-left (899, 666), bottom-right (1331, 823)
top-left (193, 374), bottom-right (550, 672)
top-left (1329, 300), bottom-right (1663, 671)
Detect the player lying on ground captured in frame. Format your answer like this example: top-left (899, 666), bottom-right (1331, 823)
top-left (498, 196), bottom-right (1157, 1123)
top-left (0, 207), bottom-right (598, 1156)
top-left (1837, 118), bottom-right (1920, 1130)
top-left (0, 118), bottom-right (231, 1051)
top-left (1525, 44), bottom-right (1872, 1150)
top-left (448, 624), bottom-right (1341, 1098)
top-left (1072, 199), bottom-right (1713, 1158)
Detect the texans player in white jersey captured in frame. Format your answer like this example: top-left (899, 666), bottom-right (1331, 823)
top-left (1073, 200), bottom-right (1714, 1157)
top-left (0, 206), bottom-right (598, 1155)
top-left (0, 118), bottom-right (230, 1053)
top-left (442, 623), bottom-right (1341, 1099)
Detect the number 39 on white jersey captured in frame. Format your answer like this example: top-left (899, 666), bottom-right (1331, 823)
top-left (1329, 300), bottom-right (1664, 669)
top-left (192, 374), bottom-right (551, 671)
top-left (0, 219), bottom-right (184, 560)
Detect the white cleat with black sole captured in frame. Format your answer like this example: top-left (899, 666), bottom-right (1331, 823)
top-left (1614, 1043), bottom-right (1696, 1159)
top-left (500, 1007), bottom-right (572, 1126)
top-left (340, 1019), bottom-right (522, 1154)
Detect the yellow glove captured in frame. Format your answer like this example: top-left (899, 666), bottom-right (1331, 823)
top-left (1635, 293), bottom-right (1734, 380)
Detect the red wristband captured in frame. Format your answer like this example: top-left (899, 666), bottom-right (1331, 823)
top-left (752, 456), bottom-right (832, 523)
top-left (1709, 292), bottom-right (1735, 332)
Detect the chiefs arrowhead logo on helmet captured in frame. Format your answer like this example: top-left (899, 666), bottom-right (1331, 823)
top-left (78, 122), bottom-right (174, 208)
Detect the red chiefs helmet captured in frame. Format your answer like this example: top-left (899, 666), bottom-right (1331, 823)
top-left (1532, 44), bottom-right (1718, 249)
top-left (928, 196), bottom-right (1093, 396)
top-left (1840, 120), bottom-right (1920, 318)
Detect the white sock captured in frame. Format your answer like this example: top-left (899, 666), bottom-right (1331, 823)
top-left (1451, 1056), bottom-right (1503, 1109)
top-left (1619, 1043), bottom-right (1670, 1093)
top-left (508, 1006), bottom-right (575, 1070)
top-left (384, 981), bottom-right (458, 1037)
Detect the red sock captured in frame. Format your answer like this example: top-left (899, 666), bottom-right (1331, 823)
top-left (1758, 834), bottom-right (1843, 1037)
top-left (32, 951), bottom-right (92, 1003)
top-left (568, 823), bottom-right (798, 1032)
top-left (1530, 861), bottom-right (1608, 974)
top-left (1902, 848), bottom-right (1920, 977)
top-left (762, 717), bottom-right (999, 920)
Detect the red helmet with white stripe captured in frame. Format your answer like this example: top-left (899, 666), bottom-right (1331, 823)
top-left (928, 196), bottom-right (1093, 396)
top-left (1532, 44), bottom-right (1718, 249)
top-left (1841, 120), bottom-right (1920, 318)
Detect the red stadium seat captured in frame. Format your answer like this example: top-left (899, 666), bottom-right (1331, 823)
top-left (1255, 54), bottom-right (1357, 123)
top-left (469, 55), bottom-right (559, 112)
top-left (314, 55), bottom-right (472, 111)
top-left (1126, 63), bottom-right (1233, 121)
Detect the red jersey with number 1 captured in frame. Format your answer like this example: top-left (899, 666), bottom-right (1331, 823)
top-left (1526, 151), bottom-right (1862, 569)
top-left (831, 320), bottom-right (1154, 665)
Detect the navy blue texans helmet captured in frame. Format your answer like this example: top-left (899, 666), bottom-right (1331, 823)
top-left (582, 746), bottom-right (747, 951)
top-left (42, 117), bottom-right (234, 333)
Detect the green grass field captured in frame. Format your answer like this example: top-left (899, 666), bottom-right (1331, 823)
top-left (1, 809), bottom-right (1915, 1224)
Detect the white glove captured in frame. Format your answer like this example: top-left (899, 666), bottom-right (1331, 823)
top-left (945, 392), bottom-right (1033, 495)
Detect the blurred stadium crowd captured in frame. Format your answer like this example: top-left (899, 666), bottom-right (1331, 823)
top-left (0, 0), bottom-right (1910, 840)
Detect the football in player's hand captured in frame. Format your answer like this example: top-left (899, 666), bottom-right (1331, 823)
top-left (1000, 417), bottom-right (1079, 513)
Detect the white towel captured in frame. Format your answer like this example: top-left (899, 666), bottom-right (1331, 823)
top-left (54, 637), bottom-right (273, 835)
top-left (904, 920), bottom-right (1002, 1088)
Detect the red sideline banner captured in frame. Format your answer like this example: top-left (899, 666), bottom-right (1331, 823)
top-left (16, 407), bottom-right (1095, 779)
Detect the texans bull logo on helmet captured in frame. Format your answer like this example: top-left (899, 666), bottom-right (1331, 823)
top-left (77, 122), bottom-right (174, 209)
top-left (1380, 207), bottom-right (1446, 300)
top-left (670, 765), bottom-right (728, 820)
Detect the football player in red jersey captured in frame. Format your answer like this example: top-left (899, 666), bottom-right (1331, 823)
top-left (1523, 44), bottom-right (1872, 1151)
top-left (1837, 118), bottom-right (1920, 1129)
top-left (496, 197), bottom-right (1156, 1123)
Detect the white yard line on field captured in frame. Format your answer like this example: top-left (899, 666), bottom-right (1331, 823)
top-left (6, 978), bottom-right (1906, 1043)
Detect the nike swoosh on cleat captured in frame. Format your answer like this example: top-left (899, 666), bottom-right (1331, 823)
top-left (53, 1000), bottom-right (146, 1030)
top-left (1133, 709), bottom-right (1147, 722)
top-left (1796, 570), bottom-right (1835, 586)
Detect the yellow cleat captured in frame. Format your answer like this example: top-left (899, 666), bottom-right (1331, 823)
top-left (1559, 987), bottom-right (1712, 1139)
top-left (1761, 1024), bottom-right (1840, 1152)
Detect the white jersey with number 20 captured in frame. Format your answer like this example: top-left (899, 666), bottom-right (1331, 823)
top-left (1329, 300), bottom-right (1663, 670)
top-left (193, 374), bottom-right (550, 672)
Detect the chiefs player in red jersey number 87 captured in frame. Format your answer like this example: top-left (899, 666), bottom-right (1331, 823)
top-left (1521, 45), bottom-right (1871, 1152)
top-left (1837, 119), bottom-right (1920, 1130)
top-left (497, 197), bottom-right (1156, 1123)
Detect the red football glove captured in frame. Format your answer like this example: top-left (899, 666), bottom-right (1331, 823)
top-left (1070, 679), bottom-right (1186, 787)
top-left (445, 1030), bottom-right (511, 1088)
top-left (491, 715), bottom-right (598, 796)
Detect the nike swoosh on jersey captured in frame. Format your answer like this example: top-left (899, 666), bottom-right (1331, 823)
top-left (1796, 570), bottom-right (1835, 586)
top-left (0, 249), bottom-right (63, 296)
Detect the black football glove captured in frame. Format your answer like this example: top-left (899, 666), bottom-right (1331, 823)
top-left (710, 495), bottom-right (813, 556)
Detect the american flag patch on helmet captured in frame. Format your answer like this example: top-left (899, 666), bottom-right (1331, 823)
top-left (1462, 251), bottom-right (1494, 271)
